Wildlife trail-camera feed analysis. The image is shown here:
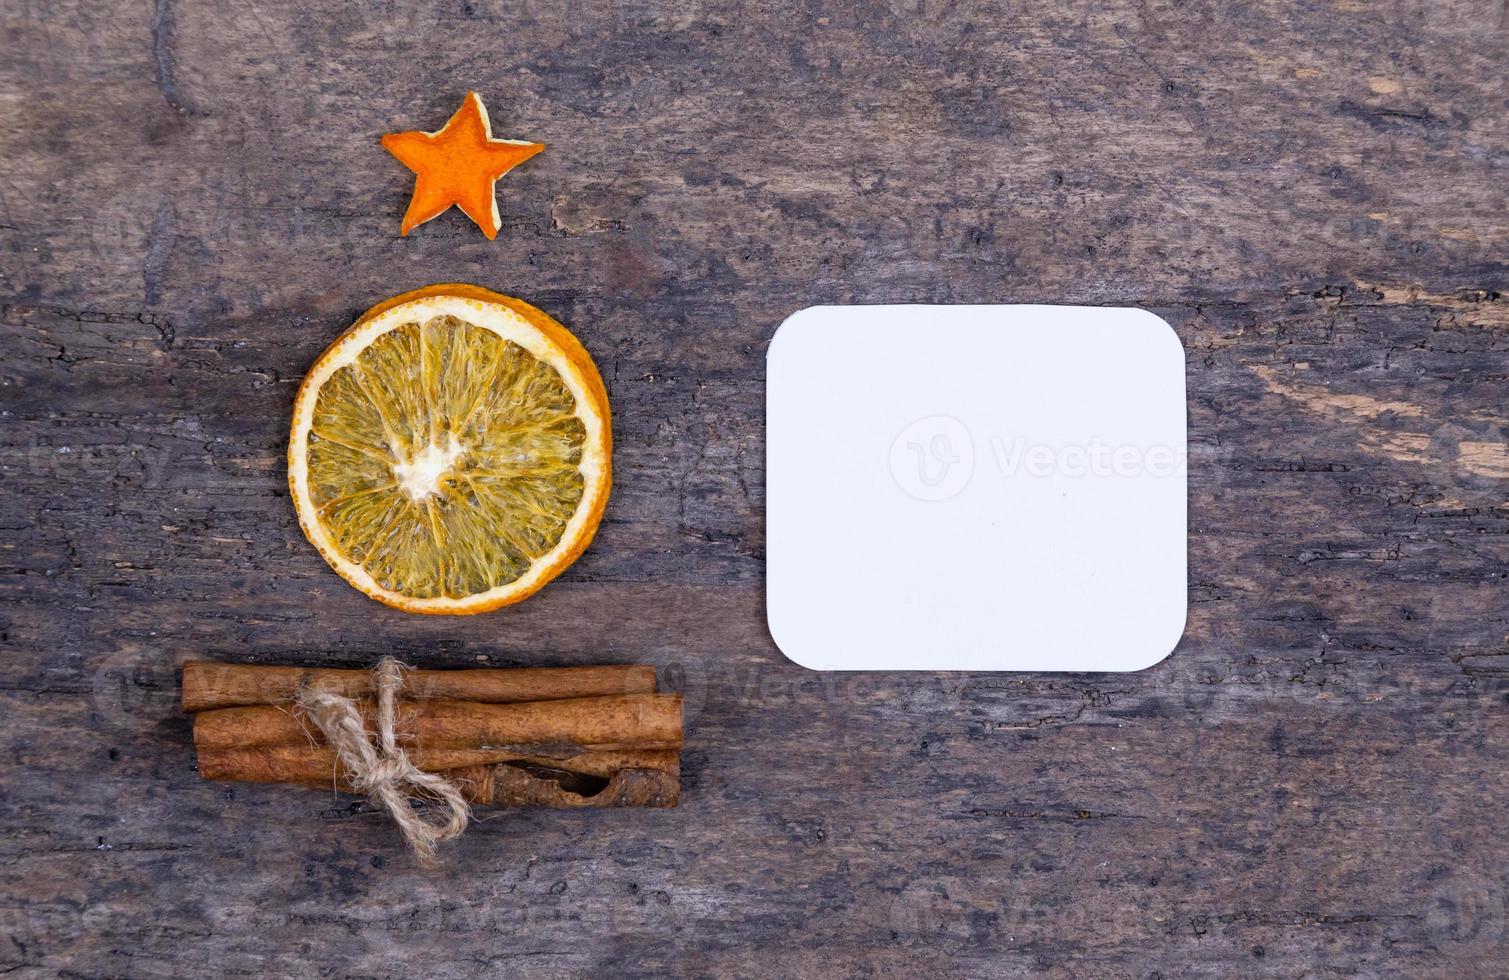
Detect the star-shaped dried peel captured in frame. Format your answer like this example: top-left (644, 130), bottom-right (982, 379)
top-left (381, 91), bottom-right (543, 240)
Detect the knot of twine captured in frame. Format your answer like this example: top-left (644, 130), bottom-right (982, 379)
top-left (297, 657), bottom-right (470, 861)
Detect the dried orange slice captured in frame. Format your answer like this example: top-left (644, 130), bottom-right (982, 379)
top-left (288, 284), bottom-right (611, 614)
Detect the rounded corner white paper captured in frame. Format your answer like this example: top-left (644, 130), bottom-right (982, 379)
top-left (766, 304), bottom-right (1188, 673)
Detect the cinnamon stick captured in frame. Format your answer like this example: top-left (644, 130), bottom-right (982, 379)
top-left (268, 762), bottom-right (679, 808)
top-left (181, 661), bottom-right (656, 712)
top-left (193, 693), bottom-right (684, 754)
top-left (197, 744), bottom-right (679, 784)
top-left (459, 762), bottom-right (679, 807)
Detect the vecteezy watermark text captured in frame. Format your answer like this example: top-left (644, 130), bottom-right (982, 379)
top-left (889, 415), bottom-right (1187, 501)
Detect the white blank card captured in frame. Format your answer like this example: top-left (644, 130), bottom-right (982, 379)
top-left (765, 305), bottom-right (1187, 672)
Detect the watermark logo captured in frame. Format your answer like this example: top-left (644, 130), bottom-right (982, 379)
top-left (0, 907), bottom-right (39, 971)
top-left (889, 415), bottom-right (974, 501)
top-left (1431, 421), bottom-right (1509, 508)
top-left (889, 877), bottom-right (978, 941)
top-left (89, 646), bottom-right (179, 735)
top-left (656, 660), bottom-right (710, 729)
top-left (1422, 872), bottom-right (1506, 954)
top-left (347, 0), bottom-right (442, 40)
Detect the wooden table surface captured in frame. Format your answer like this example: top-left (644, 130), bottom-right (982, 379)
top-left (3, 1), bottom-right (1506, 976)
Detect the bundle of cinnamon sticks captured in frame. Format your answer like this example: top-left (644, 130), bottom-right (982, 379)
top-left (183, 661), bottom-right (682, 808)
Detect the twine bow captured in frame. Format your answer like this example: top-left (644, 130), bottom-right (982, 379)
top-left (297, 657), bottom-right (470, 861)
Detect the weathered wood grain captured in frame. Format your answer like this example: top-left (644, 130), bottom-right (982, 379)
top-left (1, 0), bottom-right (1506, 976)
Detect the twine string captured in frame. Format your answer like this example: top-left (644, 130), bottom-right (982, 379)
top-left (297, 657), bottom-right (470, 861)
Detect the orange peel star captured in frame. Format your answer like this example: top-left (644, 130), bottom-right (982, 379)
top-left (381, 92), bottom-right (543, 240)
